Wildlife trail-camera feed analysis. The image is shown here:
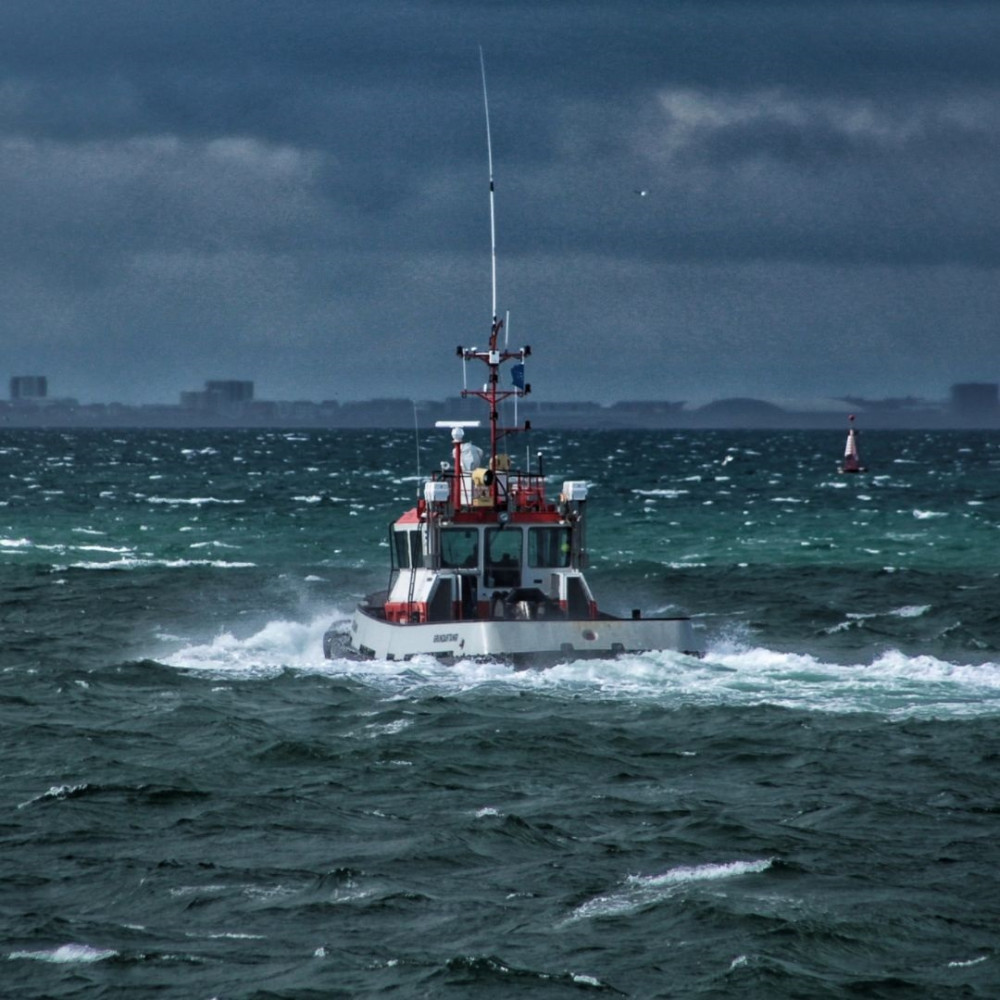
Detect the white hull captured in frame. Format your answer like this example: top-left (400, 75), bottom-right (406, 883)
top-left (336, 605), bottom-right (702, 664)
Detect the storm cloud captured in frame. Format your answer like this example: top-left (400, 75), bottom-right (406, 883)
top-left (0, 1), bottom-right (997, 406)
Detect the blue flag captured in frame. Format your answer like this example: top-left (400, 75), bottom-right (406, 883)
top-left (511, 363), bottom-right (525, 389)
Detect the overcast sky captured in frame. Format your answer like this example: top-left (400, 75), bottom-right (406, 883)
top-left (1, 1), bottom-right (997, 407)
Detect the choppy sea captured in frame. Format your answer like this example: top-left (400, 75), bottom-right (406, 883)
top-left (2, 427), bottom-right (998, 998)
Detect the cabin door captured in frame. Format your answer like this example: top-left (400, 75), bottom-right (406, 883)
top-left (426, 575), bottom-right (456, 622)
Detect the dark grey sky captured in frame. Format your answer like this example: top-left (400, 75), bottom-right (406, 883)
top-left (1, 1), bottom-right (997, 406)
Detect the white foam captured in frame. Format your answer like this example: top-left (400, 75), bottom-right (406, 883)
top-left (146, 496), bottom-right (245, 506)
top-left (632, 488), bottom-right (689, 499)
top-left (703, 643), bottom-right (1000, 717)
top-left (155, 617), bottom-right (1000, 718)
top-left (162, 614), bottom-right (340, 676)
top-left (61, 558), bottom-right (255, 571)
top-left (890, 605), bottom-right (931, 618)
top-left (202, 932), bottom-right (266, 940)
top-left (567, 858), bottom-right (773, 922)
top-left (17, 784), bottom-right (89, 809)
top-left (8, 943), bottom-right (117, 963)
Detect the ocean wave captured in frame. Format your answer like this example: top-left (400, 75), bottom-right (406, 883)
top-left (566, 858), bottom-right (774, 923)
top-left (145, 496), bottom-right (246, 506)
top-left (161, 614), bottom-right (339, 676)
top-left (57, 558), bottom-right (256, 571)
top-left (7, 943), bottom-right (117, 964)
top-left (17, 783), bottom-right (92, 809)
top-left (632, 488), bottom-right (689, 498)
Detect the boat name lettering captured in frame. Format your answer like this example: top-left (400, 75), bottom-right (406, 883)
top-left (433, 633), bottom-right (459, 643)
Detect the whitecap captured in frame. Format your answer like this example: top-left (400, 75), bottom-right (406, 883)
top-left (202, 932), bottom-right (266, 940)
top-left (146, 497), bottom-right (245, 506)
top-left (8, 943), bottom-right (117, 963)
top-left (567, 858), bottom-right (773, 922)
top-left (361, 719), bottom-right (412, 738)
top-left (67, 558), bottom-right (255, 570)
top-left (890, 605), bottom-right (931, 618)
top-left (168, 885), bottom-right (230, 898)
top-left (17, 784), bottom-right (90, 809)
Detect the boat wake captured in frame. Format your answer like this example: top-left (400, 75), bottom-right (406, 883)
top-left (156, 611), bottom-right (1000, 718)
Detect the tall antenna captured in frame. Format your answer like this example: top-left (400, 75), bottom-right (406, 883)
top-left (459, 48), bottom-right (528, 497)
top-left (479, 46), bottom-right (497, 324)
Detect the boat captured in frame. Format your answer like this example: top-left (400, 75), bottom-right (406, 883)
top-left (321, 56), bottom-right (701, 666)
top-left (840, 414), bottom-right (867, 473)
top-left (322, 338), bottom-right (702, 666)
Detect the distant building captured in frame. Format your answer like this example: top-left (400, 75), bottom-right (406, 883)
top-left (205, 380), bottom-right (254, 403)
top-left (181, 380), bottom-right (254, 412)
top-left (10, 375), bottom-right (48, 401)
top-left (950, 382), bottom-right (999, 419)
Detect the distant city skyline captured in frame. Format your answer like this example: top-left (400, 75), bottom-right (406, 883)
top-left (5, 370), bottom-right (996, 411)
top-left (4, 375), bottom-right (998, 431)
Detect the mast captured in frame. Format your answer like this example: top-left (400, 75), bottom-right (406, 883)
top-left (456, 51), bottom-right (531, 504)
top-left (480, 47), bottom-right (497, 327)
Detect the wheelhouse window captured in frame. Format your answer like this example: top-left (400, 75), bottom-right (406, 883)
top-left (440, 528), bottom-right (479, 569)
top-left (528, 526), bottom-right (571, 568)
top-left (409, 531), bottom-right (423, 568)
top-left (392, 528), bottom-right (424, 569)
top-left (485, 527), bottom-right (522, 586)
top-left (393, 530), bottom-right (409, 569)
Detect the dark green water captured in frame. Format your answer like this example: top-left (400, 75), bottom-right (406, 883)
top-left (2, 429), bottom-right (998, 997)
